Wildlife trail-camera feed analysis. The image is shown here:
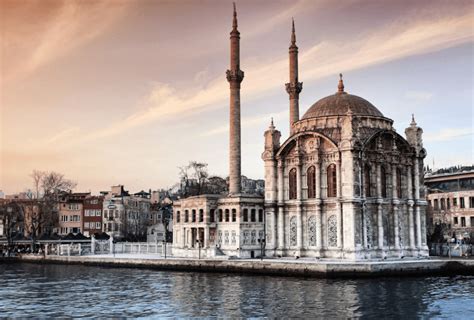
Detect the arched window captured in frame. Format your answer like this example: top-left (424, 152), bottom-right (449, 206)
top-left (185, 210), bottom-right (189, 223)
top-left (307, 166), bottom-right (316, 199)
top-left (364, 164), bottom-right (371, 197)
top-left (381, 166), bottom-right (387, 198)
top-left (192, 209), bottom-right (196, 222)
top-left (218, 209), bottom-right (223, 222)
top-left (250, 209), bottom-right (256, 222)
top-left (225, 209), bottom-right (230, 222)
top-left (396, 168), bottom-right (402, 198)
top-left (243, 209), bottom-right (248, 222)
top-left (199, 209), bottom-right (204, 222)
top-left (210, 209), bottom-right (215, 223)
top-left (231, 209), bottom-right (236, 222)
top-left (289, 168), bottom-right (297, 200)
top-left (327, 164), bottom-right (337, 198)
top-left (258, 209), bottom-right (263, 222)
top-left (176, 211), bottom-right (181, 223)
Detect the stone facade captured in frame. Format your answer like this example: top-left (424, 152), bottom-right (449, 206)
top-left (172, 6), bottom-right (428, 260)
top-left (426, 170), bottom-right (474, 240)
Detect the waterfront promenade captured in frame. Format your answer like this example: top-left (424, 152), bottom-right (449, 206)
top-left (7, 254), bottom-right (474, 278)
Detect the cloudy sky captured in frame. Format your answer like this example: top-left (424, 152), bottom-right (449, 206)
top-left (1, 0), bottom-right (473, 194)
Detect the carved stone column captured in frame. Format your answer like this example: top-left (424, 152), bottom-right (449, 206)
top-left (277, 162), bottom-right (285, 249)
top-left (392, 164), bottom-right (400, 250)
top-left (376, 162), bottom-right (384, 250)
top-left (316, 159), bottom-right (322, 249)
top-left (414, 158), bottom-right (422, 249)
top-left (296, 161), bottom-right (303, 250)
top-left (336, 159), bottom-right (343, 249)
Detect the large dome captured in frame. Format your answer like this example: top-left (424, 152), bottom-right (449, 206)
top-left (302, 92), bottom-right (384, 119)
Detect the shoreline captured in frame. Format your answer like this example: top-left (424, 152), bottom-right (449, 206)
top-left (2, 255), bottom-right (474, 278)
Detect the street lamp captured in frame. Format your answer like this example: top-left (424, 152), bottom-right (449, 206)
top-left (257, 238), bottom-right (266, 261)
top-left (162, 240), bottom-right (167, 259)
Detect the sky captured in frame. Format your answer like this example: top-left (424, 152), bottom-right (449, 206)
top-left (1, 0), bottom-right (473, 195)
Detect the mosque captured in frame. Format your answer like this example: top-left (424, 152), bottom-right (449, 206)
top-left (172, 5), bottom-right (429, 260)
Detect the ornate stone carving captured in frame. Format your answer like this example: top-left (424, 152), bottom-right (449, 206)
top-left (308, 215), bottom-right (317, 246)
top-left (285, 82), bottom-right (303, 99)
top-left (290, 216), bottom-right (297, 246)
top-left (328, 215), bottom-right (337, 247)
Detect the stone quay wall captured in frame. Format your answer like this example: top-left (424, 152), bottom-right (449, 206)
top-left (4, 255), bottom-right (474, 278)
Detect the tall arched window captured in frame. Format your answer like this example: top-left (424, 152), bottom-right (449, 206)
top-left (327, 164), bottom-right (337, 198)
top-left (199, 209), bottom-right (204, 222)
top-left (218, 209), bottom-right (223, 222)
top-left (225, 209), bottom-right (230, 222)
top-left (364, 164), bottom-right (371, 197)
top-left (381, 166), bottom-right (387, 198)
top-left (210, 209), bottom-right (215, 223)
top-left (289, 168), bottom-right (297, 200)
top-left (250, 209), bottom-right (256, 222)
top-left (243, 209), bottom-right (248, 222)
top-left (192, 209), bottom-right (196, 222)
top-left (258, 209), bottom-right (263, 222)
top-left (307, 166), bottom-right (316, 199)
top-left (176, 211), bottom-right (181, 223)
top-left (231, 209), bottom-right (236, 222)
top-left (396, 168), bottom-right (402, 198)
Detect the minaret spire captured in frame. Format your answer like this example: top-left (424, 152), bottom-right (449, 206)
top-left (226, 3), bottom-right (244, 195)
top-left (285, 19), bottom-right (303, 135)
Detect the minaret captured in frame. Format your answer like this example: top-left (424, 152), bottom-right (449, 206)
top-left (226, 3), bottom-right (244, 195)
top-left (285, 19), bottom-right (303, 135)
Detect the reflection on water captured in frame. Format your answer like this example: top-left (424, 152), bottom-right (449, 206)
top-left (0, 263), bottom-right (473, 318)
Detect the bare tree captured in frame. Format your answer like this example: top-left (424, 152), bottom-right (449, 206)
top-left (0, 201), bottom-right (24, 256)
top-left (178, 161), bottom-right (209, 197)
top-left (27, 171), bottom-right (77, 247)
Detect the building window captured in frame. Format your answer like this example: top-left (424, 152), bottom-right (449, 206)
top-left (470, 197), bottom-right (474, 208)
top-left (434, 199), bottom-right (439, 210)
top-left (176, 211), bottom-right (180, 223)
top-left (453, 198), bottom-right (457, 207)
top-left (258, 209), bottom-right (263, 222)
top-left (364, 164), bottom-right (371, 197)
top-left (225, 209), bottom-right (230, 222)
top-left (243, 209), bottom-right (248, 222)
top-left (441, 198), bottom-right (445, 210)
top-left (210, 209), bottom-right (215, 223)
top-left (460, 197), bottom-right (465, 208)
top-left (428, 200), bottom-right (432, 208)
top-left (471, 217), bottom-right (474, 227)
top-left (218, 209), bottom-right (223, 222)
top-left (250, 209), bottom-right (256, 222)
top-left (380, 166), bottom-right (387, 198)
top-left (328, 215), bottom-right (338, 247)
top-left (199, 209), bottom-right (204, 222)
top-left (192, 209), bottom-right (196, 222)
top-left (396, 168), bottom-right (402, 198)
top-left (185, 210), bottom-right (189, 223)
top-left (231, 209), bottom-right (236, 222)
top-left (461, 217), bottom-right (466, 227)
top-left (454, 217), bottom-right (458, 225)
top-left (327, 164), bottom-right (337, 198)
top-left (289, 168), bottom-right (297, 200)
top-left (447, 198), bottom-right (451, 210)
top-left (307, 166), bottom-right (316, 199)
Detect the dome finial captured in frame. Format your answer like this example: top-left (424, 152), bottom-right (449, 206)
top-left (411, 113), bottom-right (417, 126)
top-left (338, 73), bottom-right (345, 93)
top-left (269, 117), bottom-right (275, 130)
